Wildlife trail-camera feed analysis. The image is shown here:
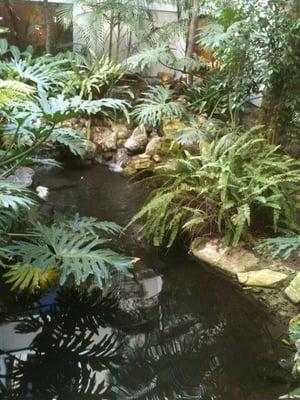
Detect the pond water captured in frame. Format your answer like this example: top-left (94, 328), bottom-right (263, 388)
top-left (0, 164), bottom-right (289, 399)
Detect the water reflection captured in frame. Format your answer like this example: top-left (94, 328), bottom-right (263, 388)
top-left (0, 258), bottom-right (285, 399)
top-left (0, 165), bottom-right (287, 399)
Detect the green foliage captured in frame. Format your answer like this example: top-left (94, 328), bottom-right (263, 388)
top-left (0, 79), bottom-right (33, 106)
top-left (63, 52), bottom-right (126, 100)
top-left (130, 127), bottom-right (300, 247)
top-left (132, 86), bottom-right (186, 128)
top-left (0, 182), bottom-right (35, 210)
top-left (4, 215), bottom-right (134, 291)
top-left (257, 236), bottom-right (300, 260)
top-left (125, 45), bottom-right (173, 71)
top-left (278, 316), bottom-right (300, 399)
top-left (0, 56), bottom-right (69, 93)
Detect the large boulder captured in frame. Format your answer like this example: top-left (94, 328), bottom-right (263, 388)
top-left (237, 269), bottom-right (287, 288)
top-left (6, 167), bottom-right (35, 188)
top-left (125, 125), bottom-right (148, 153)
top-left (93, 127), bottom-right (117, 151)
top-left (191, 240), bottom-right (260, 276)
top-left (285, 273), bottom-right (300, 304)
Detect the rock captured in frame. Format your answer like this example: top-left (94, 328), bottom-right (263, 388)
top-left (162, 117), bottom-right (186, 138)
top-left (192, 241), bottom-right (260, 276)
top-left (93, 127), bottom-right (117, 151)
top-left (145, 136), bottom-right (169, 156)
top-left (237, 269), bottom-right (287, 288)
top-left (125, 125), bottom-right (148, 153)
top-left (36, 186), bottom-right (48, 200)
top-left (5, 167), bottom-right (35, 187)
top-left (84, 141), bottom-right (97, 160)
top-left (157, 71), bottom-right (174, 85)
top-left (153, 154), bottom-right (161, 163)
top-left (123, 154), bottom-right (153, 176)
top-left (102, 151), bottom-right (114, 161)
top-left (285, 273), bottom-right (300, 303)
top-left (111, 123), bottom-right (131, 140)
top-left (115, 148), bottom-right (130, 167)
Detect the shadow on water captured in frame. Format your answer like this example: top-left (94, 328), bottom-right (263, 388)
top-left (0, 164), bottom-right (290, 399)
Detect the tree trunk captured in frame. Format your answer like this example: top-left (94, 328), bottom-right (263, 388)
top-left (43, 0), bottom-right (51, 53)
top-left (186, 0), bottom-right (199, 85)
top-left (4, 0), bottom-right (20, 46)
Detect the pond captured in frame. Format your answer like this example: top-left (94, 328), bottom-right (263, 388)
top-left (0, 164), bottom-right (289, 399)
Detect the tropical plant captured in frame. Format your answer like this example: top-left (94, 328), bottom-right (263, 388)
top-left (278, 316), bottom-right (300, 399)
top-left (132, 86), bottom-right (186, 129)
top-left (4, 214), bottom-right (134, 291)
top-left (0, 79), bottom-right (34, 106)
top-left (62, 51), bottom-right (126, 100)
top-left (57, 0), bottom-right (155, 60)
top-left (130, 127), bottom-right (300, 247)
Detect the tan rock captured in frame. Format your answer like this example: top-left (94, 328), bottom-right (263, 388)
top-left (92, 127), bottom-right (117, 151)
top-left (162, 117), bottom-right (186, 138)
top-left (111, 123), bottom-right (131, 140)
top-left (122, 154), bottom-right (153, 176)
top-left (192, 241), bottom-right (260, 276)
top-left (84, 141), bottom-right (97, 160)
top-left (285, 273), bottom-right (300, 304)
top-left (145, 136), bottom-right (169, 156)
top-left (237, 269), bottom-right (287, 288)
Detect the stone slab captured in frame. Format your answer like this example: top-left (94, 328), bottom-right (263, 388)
top-left (285, 273), bottom-right (300, 304)
top-left (237, 269), bottom-right (287, 288)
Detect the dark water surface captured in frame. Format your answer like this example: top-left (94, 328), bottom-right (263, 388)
top-left (0, 164), bottom-right (289, 399)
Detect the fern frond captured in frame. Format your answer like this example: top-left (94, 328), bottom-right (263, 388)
top-left (257, 236), bottom-right (300, 259)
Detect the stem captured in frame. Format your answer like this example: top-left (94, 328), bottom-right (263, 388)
top-left (0, 123), bottom-right (21, 162)
top-left (186, 0), bottom-right (199, 85)
top-left (43, 0), bottom-right (51, 53)
top-left (0, 124), bottom-right (56, 169)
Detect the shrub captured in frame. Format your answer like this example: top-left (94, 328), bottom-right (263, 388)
top-left (130, 127), bottom-right (300, 247)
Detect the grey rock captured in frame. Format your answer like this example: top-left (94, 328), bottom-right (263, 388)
top-left (5, 167), bottom-right (35, 188)
top-left (125, 125), bottom-right (148, 153)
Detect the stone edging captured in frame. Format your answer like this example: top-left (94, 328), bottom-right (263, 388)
top-left (190, 240), bottom-right (300, 325)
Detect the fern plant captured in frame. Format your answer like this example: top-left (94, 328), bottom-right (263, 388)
top-left (132, 86), bottom-right (186, 128)
top-left (4, 214), bottom-right (134, 291)
top-left (130, 127), bottom-right (300, 247)
top-left (61, 51), bottom-right (126, 100)
top-left (257, 236), bottom-right (300, 260)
